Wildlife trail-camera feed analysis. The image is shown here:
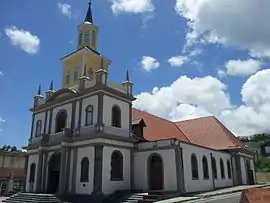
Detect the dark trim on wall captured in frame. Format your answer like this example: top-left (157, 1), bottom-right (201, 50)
top-left (210, 153), bottom-right (216, 190)
top-left (97, 92), bottom-right (104, 126)
top-left (41, 152), bottom-right (48, 192)
top-left (71, 148), bottom-right (78, 193)
top-left (35, 151), bottom-right (43, 192)
top-left (48, 108), bottom-right (53, 134)
top-left (43, 111), bottom-right (48, 134)
top-left (77, 99), bottom-right (83, 131)
top-left (65, 148), bottom-right (71, 192)
top-left (130, 149), bottom-right (134, 190)
top-left (174, 146), bottom-right (181, 193)
top-left (92, 145), bottom-right (104, 195)
top-left (71, 101), bottom-right (77, 131)
top-left (30, 114), bottom-right (35, 139)
top-left (59, 148), bottom-right (67, 194)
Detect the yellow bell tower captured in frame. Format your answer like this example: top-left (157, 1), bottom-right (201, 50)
top-left (77, 1), bottom-right (98, 51)
top-left (60, 2), bottom-right (111, 88)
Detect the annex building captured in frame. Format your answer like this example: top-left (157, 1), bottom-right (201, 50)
top-left (25, 3), bottom-right (256, 196)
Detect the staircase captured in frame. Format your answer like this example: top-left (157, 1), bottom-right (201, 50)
top-left (3, 193), bottom-right (61, 203)
top-left (105, 191), bottom-right (163, 203)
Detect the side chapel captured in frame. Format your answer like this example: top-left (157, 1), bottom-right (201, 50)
top-left (25, 3), bottom-right (256, 196)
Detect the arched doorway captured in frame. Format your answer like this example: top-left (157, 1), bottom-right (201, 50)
top-left (246, 160), bottom-right (254, 185)
top-left (148, 154), bottom-right (163, 191)
top-left (47, 152), bottom-right (61, 194)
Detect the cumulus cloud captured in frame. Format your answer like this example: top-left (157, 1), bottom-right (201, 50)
top-left (111, 0), bottom-right (154, 14)
top-left (225, 59), bottom-right (262, 76)
top-left (175, 0), bottom-right (270, 58)
top-left (133, 69), bottom-right (270, 136)
top-left (57, 3), bottom-right (75, 19)
top-left (168, 56), bottom-right (188, 67)
top-left (140, 56), bottom-right (160, 72)
top-left (5, 26), bottom-right (40, 54)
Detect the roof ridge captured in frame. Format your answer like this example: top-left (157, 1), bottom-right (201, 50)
top-left (173, 122), bottom-right (191, 143)
top-left (212, 117), bottom-right (244, 148)
top-left (174, 115), bottom-right (215, 124)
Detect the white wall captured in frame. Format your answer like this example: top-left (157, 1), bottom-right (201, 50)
top-left (32, 112), bottom-right (46, 138)
top-left (76, 146), bottom-right (95, 194)
top-left (25, 154), bottom-right (39, 192)
top-left (133, 149), bottom-right (177, 192)
top-left (51, 103), bottom-right (73, 132)
top-left (102, 146), bottom-right (131, 195)
top-left (181, 143), bottom-right (233, 193)
top-left (103, 95), bottom-right (130, 130)
top-left (81, 95), bottom-right (98, 127)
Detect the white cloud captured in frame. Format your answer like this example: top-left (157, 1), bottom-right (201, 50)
top-left (225, 59), bottom-right (262, 76)
top-left (175, 0), bottom-right (270, 58)
top-left (217, 69), bottom-right (226, 79)
top-left (140, 56), bottom-right (160, 72)
top-left (111, 0), bottom-right (154, 14)
top-left (57, 3), bottom-right (75, 19)
top-left (5, 26), bottom-right (40, 54)
top-left (168, 56), bottom-right (188, 67)
top-left (133, 69), bottom-right (270, 136)
top-left (0, 71), bottom-right (3, 76)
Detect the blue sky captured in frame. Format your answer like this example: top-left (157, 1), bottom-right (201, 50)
top-left (1, 0), bottom-right (270, 148)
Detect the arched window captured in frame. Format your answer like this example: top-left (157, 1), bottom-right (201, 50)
top-left (191, 154), bottom-right (198, 180)
top-left (80, 157), bottom-right (89, 182)
top-left (112, 105), bottom-right (121, 128)
top-left (202, 156), bottom-right (209, 179)
top-left (74, 67), bottom-right (79, 81)
top-left (85, 105), bottom-right (94, 126)
top-left (211, 157), bottom-right (217, 179)
top-left (92, 30), bottom-right (96, 47)
top-left (35, 120), bottom-right (42, 137)
top-left (78, 32), bottom-right (82, 46)
top-left (55, 110), bottom-right (67, 133)
top-left (110, 150), bottom-right (123, 181)
top-left (29, 163), bottom-right (36, 183)
top-left (88, 68), bottom-right (94, 80)
top-left (227, 160), bottom-right (232, 179)
top-left (220, 158), bottom-right (225, 179)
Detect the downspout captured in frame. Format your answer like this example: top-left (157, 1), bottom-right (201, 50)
top-left (210, 153), bottom-right (215, 190)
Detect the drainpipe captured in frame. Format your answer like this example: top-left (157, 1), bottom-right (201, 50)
top-left (210, 153), bottom-right (215, 190)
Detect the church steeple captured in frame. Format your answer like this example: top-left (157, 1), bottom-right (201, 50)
top-left (77, 1), bottom-right (98, 51)
top-left (85, 1), bottom-right (93, 23)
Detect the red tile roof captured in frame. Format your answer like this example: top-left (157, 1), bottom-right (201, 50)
top-left (175, 116), bottom-right (249, 151)
top-left (132, 108), bottom-right (190, 143)
top-left (239, 188), bottom-right (270, 203)
top-left (132, 108), bottom-right (251, 152)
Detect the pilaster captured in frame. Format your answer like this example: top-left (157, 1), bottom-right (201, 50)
top-left (92, 145), bottom-right (104, 195)
top-left (59, 147), bottom-right (67, 194)
top-left (175, 146), bottom-right (185, 193)
top-left (35, 151), bottom-right (43, 192)
top-left (71, 148), bottom-right (78, 193)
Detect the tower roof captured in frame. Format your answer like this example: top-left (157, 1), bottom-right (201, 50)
top-left (84, 1), bottom-right (93, 23)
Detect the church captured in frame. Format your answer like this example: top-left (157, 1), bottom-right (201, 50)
top-left (25, 3), bottom-right (256, 196)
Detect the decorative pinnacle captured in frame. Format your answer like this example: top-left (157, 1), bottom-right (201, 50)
top-left (85, 1), bottom-right (93, 23)
top-left (126, 69), bottom-right (130, 81)
top-left (49, 80), bottom-right (54, 91)
top-left (37, 84), bottom-right (41, 95)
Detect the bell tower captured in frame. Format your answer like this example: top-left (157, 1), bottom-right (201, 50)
top-left (60, 1), bottom-right (111, 89)
top-left (77, 2), bottom-right (98, 51)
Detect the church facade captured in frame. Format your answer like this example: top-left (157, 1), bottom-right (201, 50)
top-left (25, 3), bottom-right (256, 196)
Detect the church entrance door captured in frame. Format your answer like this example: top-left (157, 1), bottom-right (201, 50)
top-left (47, 152), bottom-right (61, 194)
top-left (148, 154), bottom-right (163, 191)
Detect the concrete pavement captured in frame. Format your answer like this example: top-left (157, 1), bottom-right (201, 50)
top-left (157, 183), bottom-right (270, 203)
